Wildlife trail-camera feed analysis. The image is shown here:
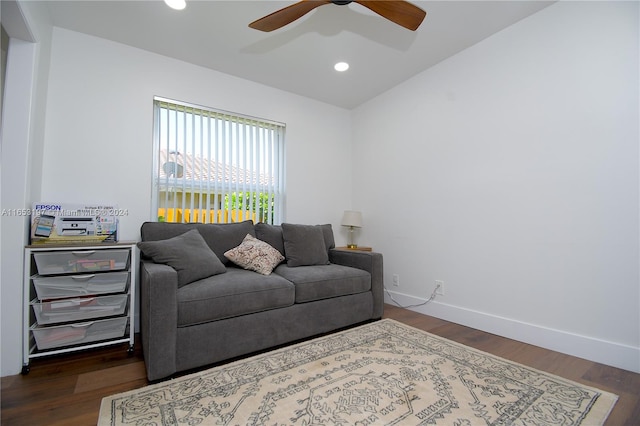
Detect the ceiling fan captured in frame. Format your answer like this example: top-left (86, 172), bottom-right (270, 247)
top-left (249, 0), bottom-right (427, 32)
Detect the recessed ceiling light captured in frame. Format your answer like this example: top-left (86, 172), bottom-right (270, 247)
top-left (164, 0), bottom-right (186, 10)
top-left (334, 62), bottom-right (349, 72)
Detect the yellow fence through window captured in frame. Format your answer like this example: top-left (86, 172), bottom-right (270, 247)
top-left (157, 208), bottom-right (258, 224)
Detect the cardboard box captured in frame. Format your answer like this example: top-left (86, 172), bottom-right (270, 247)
top-left (30, 202), bottom-right (121, 244)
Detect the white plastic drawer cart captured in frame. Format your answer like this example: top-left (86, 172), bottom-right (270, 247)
top-left (22, 242), bottom-right (137, 374)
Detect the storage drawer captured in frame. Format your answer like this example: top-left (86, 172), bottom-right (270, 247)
top-left (32, 271), bottom-right (129, 299)
top-left (31, 317), bottom-right (128, 350)
top-left (31, 294), bottom-right (128, 325)
top-left (33, 249), bottom-right (130, 275)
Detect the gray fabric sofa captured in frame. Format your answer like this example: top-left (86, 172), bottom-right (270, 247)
top-left (138, 220), bottom-right (384, 381)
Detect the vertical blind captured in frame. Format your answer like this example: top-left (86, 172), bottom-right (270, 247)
top-left (152, 97), bottom-right (285, 224)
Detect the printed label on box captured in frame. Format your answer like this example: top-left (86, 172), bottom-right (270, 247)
top-left (30, 202), bottom-right (120, 244)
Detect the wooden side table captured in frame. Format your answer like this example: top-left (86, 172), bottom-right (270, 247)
top-left (335, 246), bottom-right (372, 252)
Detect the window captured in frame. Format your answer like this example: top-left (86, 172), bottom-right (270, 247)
top-left (152, 97), bottom-right (285, 224)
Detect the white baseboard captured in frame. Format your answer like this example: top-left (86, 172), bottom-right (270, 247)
top-left (384, 289), bottom-right (640, 374)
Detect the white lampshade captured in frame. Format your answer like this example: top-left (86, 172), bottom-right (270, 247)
top-left (341, 210), bottom-right (362, 228)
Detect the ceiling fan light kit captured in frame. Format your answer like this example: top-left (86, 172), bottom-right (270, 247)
top-left (249, 0), bottom-right (426, 32)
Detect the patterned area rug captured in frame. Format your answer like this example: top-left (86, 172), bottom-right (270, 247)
top-left (99, 319), bottom-right (617, 425)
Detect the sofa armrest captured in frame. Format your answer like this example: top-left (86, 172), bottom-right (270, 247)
top-left (140, 260), bottom-right (178, 381)
top-left (329, 249), bottom-right (384, 319)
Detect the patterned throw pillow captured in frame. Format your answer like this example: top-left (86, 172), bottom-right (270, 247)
top-left (224, 234), bottom-right (285, 275)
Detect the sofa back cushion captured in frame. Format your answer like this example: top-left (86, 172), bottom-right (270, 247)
top-left (320, 224), bottom-right (336, 251)
top-left (255, 223), bottom-right (335, 259)
top-left (255, 223), bottom-right (286, 256)
top-left (281, 223), bottom-right (338, 267)
top-left (140, 220), bottom-right (255, 265)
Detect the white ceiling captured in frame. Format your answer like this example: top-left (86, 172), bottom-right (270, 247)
top-left (43, 1), bottom-right (553, 109)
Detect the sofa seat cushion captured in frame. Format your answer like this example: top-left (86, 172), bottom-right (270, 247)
top-left (177, 268), bottom-right (295, 327)
top-left (274, 264), bottom-right (371, 303)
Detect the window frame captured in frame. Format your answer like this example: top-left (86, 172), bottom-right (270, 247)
top-left (151, 97), bottom-right (286, 224)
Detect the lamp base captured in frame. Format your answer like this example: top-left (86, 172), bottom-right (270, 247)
top-left (347, 244), bottom-right (358, 249)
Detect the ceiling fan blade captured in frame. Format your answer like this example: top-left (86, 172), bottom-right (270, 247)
top-left (354, 1), bottom-right (426, 31)
top-left (249, 0), bottom-right (331, 32)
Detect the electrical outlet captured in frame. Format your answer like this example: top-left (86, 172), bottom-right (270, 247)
top-left (435, 280), bottom-right (444, 295)
top-left (392, 274), bottom-right (400, 287)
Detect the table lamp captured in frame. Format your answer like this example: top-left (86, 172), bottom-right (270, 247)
top-left (341, 210), bottom-right (362, 249)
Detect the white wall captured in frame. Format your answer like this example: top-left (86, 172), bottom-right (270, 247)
top-left (1, 0), bottom-right (52, 377)
top-left (353, 1), bottom-right (639, 373)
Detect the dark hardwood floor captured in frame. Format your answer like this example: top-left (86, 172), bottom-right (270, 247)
top-left (2, 304), bottom-right (639, 425)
